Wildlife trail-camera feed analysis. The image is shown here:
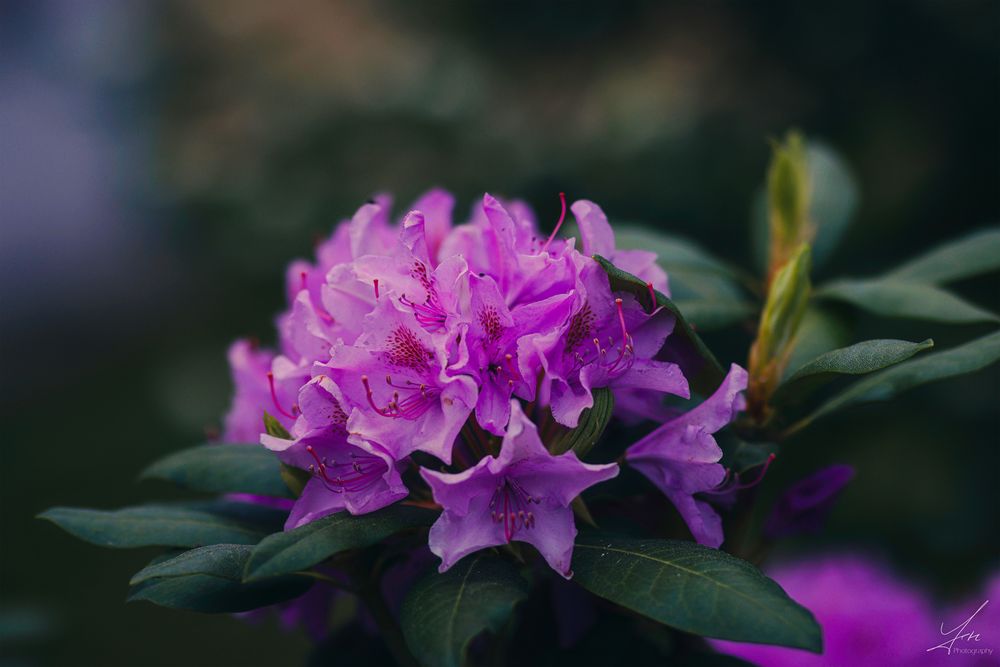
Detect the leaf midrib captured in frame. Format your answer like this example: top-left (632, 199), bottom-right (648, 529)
top-left (574, 541), bottom-right (810, 641)
top-left (444, 553), bottom-right (481, 662)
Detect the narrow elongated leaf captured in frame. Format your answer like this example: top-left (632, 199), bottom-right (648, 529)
top-left (614, 227), bottom-right (741, 278)
top-left (782, 306), bottom-right (852, 381)
top-left (400, 554), bottom-right (529, 667)
top-left (670, 299), bottom-right (756, 331)
top-left (817, 279), bottom-right (998, 324)
top-left (130, 544), bottom-right (253, 585)
top-left (595, 255), bottom-right (724, 395)
top-left (773, 338), bottom-right (934, 404)
top-left (752, 142), bottom-right (860, 270)
top-left (38, 501), bottom-right (285, 548)
top-left (613, 227), bottom-right (753, 330)
top-left (793, 330), bottom-right (1000, 428)
top-left (886, 227), bottom-right (1000, 285)
top-left (244, 505), bottom-right (434, 581)
top-left (572, 533), bottom-right (821, 652)
top-left (550, 388), bottom-right (614, 458)
top-left (128, 547), bottom-right (312, 613)
top-left (141, 444), bottom-right (293, 499)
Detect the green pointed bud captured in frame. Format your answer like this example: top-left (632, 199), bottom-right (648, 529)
top-left (749, 244), bottom-right (812, 420)
top-left (767, 131), bottom-right (813, 280)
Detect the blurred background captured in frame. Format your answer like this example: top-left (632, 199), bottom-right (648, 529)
top-left (1, 1), bottom-right (997, 664)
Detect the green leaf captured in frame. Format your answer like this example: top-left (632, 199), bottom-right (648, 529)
top-left (613, 227), bottom-right (754, 331)
top-left (572, 533), bottom-right (821, 652)
top-left (782, 306), bottom-right (852, 381)
top-left (130, 544), bottom-right (254, 585)
top-left (128, 547), bottom-right (312, 613)
top-left (773, 338), bottom-right (935, 404)
top-left (550, 388), bottom-right (614, 458)
top-left (886, 227), bottom-right (1000, 285)
top-left (244, 505), bottom-right (435, 581)
top-left (792, 330), bottom-right (1000, 429)
top-left (141, 444), bottom-right (293, 499)
top-left (38, 501), bottom-right (286, 548)
top-left (718, 435), bottom-right (778, 475)
top-left (263, 411), bottom-right (291, 439)
top-left (280, 463), bottom-right (311, 498)
top-left (400, 554), bottom-right (529, 667)
top-left (595, 255), bottom-right (724, 395)
top-left (817, 279), bottom-right (999, 324)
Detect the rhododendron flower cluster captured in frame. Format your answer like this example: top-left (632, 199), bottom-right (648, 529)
top-left (223, 189), bottom-right (748, 576)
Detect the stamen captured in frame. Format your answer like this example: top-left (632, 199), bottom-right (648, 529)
top-left (646, 282), bottom-right (656, 309)
top-left (305, 445), bottom-right (387, 493)
top-left (541, 192), bottom-right (567, 253)
top-left (266, 371), bottom-right (297, 420)
top-left (362, 374), bottom-right (440, 420)
top-left (489, 477), bottom-right (538, 542)
top-left (705, 454), bottom-right (776, 495)
top-left (373, 279), bottom-right (380, 301)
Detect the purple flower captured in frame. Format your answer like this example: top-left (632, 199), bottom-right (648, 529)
top-left (520, 257), bottom-right (688, 428)
top-left (319, 297), bottom-right (478, 464)
top-left (222, 339), bottom-right (303, 442)
top-left (420, 401), bottom-right (618, 578)
top-left (262, 376), bottom-right (408, 530)
top-left (764, 464), bottom-right (855, 540)
top-left (625, 364), bottom-right (748, 548)
top-left (710, 555), bottom-right (938, 667)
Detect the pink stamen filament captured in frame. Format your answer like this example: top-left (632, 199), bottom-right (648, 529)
top-left (705, 453), bottom-right (777, 495)
top-left (541, 192), bottom-right (567, 253)
top-left (300, 271), bottom-right (335, 324)
top-left (306, 445), bottom-right (386, 493)
top-left (362, 374), bottom-right (440, 420)
top-left (490, 477), bottom-right (537, 542)
top-left (646, 282), bottom-right (657, 309)
top-left (266, 371), bottom-right (298, 420)
top-left (400, 294), bottom-right (448, 332)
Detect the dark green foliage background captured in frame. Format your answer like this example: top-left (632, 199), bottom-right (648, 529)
top-left (1, 1), bottom-right (997, 665)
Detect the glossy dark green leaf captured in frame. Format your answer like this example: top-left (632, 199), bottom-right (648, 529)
top-left (38, 501), bottom-right (285, 548)
top-left (773, 338), bottom-right (934, 404)
top-left (792, 330), bottom-right (1000, 429)
top-left (400, 554), bottom-right (529, 667)
top-left (244, 504), bottom-right (435, 581)
top-left (572, 532), bottom-right (821, 652)
top-left (550, 388), bottom-right (614, 458)
top-left (128, 547), bottom-right (312, 613)
top-left (614, 227), bottom-right (754, 331)
top-left (817, 279), bottom-right (998, 324)
top-left (595, 255), bottom-right (724, 395)
top-left (130, 544), bottom-right (254, 585)
top-left (141, 444), bottom-right (293, 499)
top-left (886, 227), bottom-right (1000, 285)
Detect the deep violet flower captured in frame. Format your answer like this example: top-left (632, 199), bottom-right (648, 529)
top-left (625, 363), bottom-right (748, 548)
top-left (764, 464), bottom-right (855, 539)
top-left (420, 401), bottom-right (618, 578)
top-left (710, 555), bottom-right (940, 667)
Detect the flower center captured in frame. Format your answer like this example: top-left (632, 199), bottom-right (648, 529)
top-left (400, 261), bottom-right (449, 332)
top-left (489, 477), bottom-right (537, 542)
top-left (362, 374), bottom-right (442, 420)
top-left (568, 298), bottom-right (635, 378)
top-left (305, 444), bottom-right (388, 493)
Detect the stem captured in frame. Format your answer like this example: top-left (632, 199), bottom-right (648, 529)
top-left (360, 581), bottom-right (419, 667)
